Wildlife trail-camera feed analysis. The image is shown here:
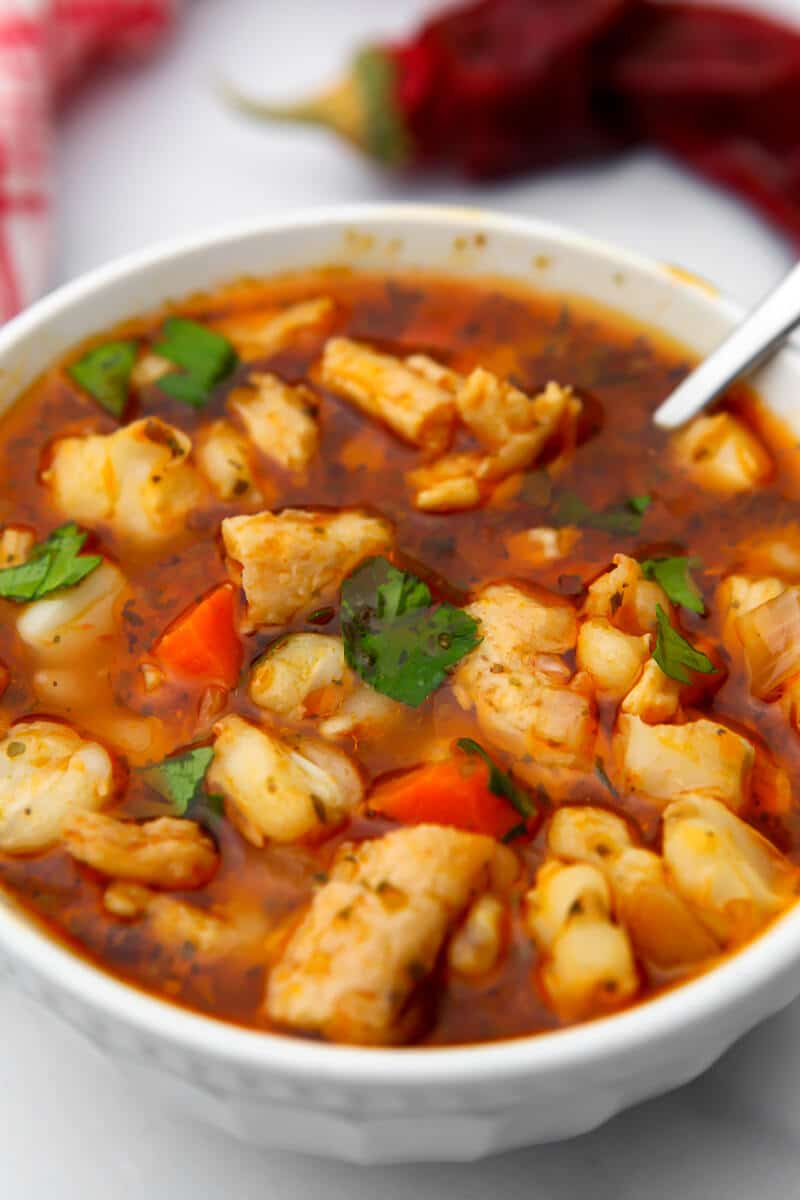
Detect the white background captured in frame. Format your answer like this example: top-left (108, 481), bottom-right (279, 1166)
top-left (3, 1), bottom-right (800, 1196)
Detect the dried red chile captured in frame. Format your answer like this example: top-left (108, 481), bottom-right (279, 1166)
top-left (230, 0), bottom-right (800, 249)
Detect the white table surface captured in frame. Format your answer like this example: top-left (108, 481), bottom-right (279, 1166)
top-left (3, 0), bottom-right (800, 1195)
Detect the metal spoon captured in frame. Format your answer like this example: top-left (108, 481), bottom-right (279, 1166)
top-left (653, 262), bottom-right (800, 430)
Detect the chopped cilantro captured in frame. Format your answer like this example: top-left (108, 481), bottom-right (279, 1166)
top-left (0, 524), bottom-right (102, 604)
top-left (595, 756), bottom-right (620, 799)
top-left (553, 491), bottom-right (652, 536)
top-left (653, 604), bottom-right (717, 684)
top-left (140, 746), bottom-right (214, 816)
top-left (153, 318), bottom-right (237, 408)
top-left (640, 556), bottom-right (705, 614)
top-left (341, 556), bottom-right (480, 707)
top-left (68, 339), bottom-right (138, 417)
top-left (456, 737), bottom-right (536, 820)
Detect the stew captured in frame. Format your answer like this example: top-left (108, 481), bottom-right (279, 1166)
top-left (1, 267), bottom-right (799, 1046)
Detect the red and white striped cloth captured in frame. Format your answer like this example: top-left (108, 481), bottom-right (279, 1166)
top-left (0, 0), bottom-right (179, 321)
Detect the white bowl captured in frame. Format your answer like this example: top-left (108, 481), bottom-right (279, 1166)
top-left (1, 205), bottom-right (799, 1164)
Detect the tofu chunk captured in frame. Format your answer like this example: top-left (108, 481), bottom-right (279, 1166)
top-left (44, 418), bottom-right (205, 545)
top-left (584, 554), bottom-right (669, 635)
top-left (673, 412), bottom-right (771, 494)
top-left (466, 582), bottom-right (578, 663)
top-left (249, 633), bottom-right (404, 740)
top-left (266, 824), bottom-right (516, 1044)
top-left (212, 297), bottom-right (334, 361)
top-left (103, 883), bottom-right (268, 958)
top-left (320, 337), bottom-right (457, 454)
top-left (228, 372), bottom-right (319, 472)
top-left (249, 634), bottom-right (346, 720)
top-left (406, 453), bottom-right (483, 513)
top-left (456, 372), bottom-right (578, 481)
top-left (663, 795), bottom-right (798, 945)
top-left (620, 659), bottom-right (682, 724)
top-left (16, 561), bottom-right (128, 664)
top-left (718, 572), bottom-right (787, 662)
top-left (610, 847), bottom-right (721, 971)
top-left (221, 507), bottom-right (393, 629)
top-left (615, 714), bottom-right (754, 812)
top-left (194, 419), bottom-right (261, 503)
top-left (63, 812), bottom-right (217, 889)
top-left (576, 618), bottom-right (650, 700)
top-left (463, 668), bottom-right (596, 771)
top-left (454, 583), bottom-right (593, 771)
top-left (447, 894), bottom-right (507, 977)
top-left (734, 586), bottom-right (800, 699)
top-left (525, 860), bottom-right (638, 1020)
top-left (0, 721), bottom-right (116, 853)
top-left (0, 524), bottom-right (34, 567)
top-left (207, 715), bottom-right (363, 845)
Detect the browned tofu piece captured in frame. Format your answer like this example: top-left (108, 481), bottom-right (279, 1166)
top-left (212, 297), bottom-right (335, 361)
top-left (221, 507), bottom-right (393, 629)
top-left (454, 583), bottom-right (595, 772)
top-left (320, 337), bottom-right (457, 454)
top-left (672, 413), bottom-right (772, 495)
top-left (266, 824), bottom-right (517, 1044)
top-left (228, 372), bottom-right (320, 472)
top-left (456, 371), bottom-right (577, 481)
top-left (63, 812), bottom-right (218, 890)
top-left (614, 714), bottom-right (755, 813)
top-left (44, 417), bottom-right (205, 546)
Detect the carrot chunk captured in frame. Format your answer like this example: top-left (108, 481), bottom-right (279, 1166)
top-left (154, 584), bottom-right (242, 689)
top-left (369, 755), bottom-right (527, 840)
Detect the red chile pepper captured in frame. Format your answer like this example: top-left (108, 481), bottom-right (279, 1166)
top-left (227, 0), bottom-right (800, 249)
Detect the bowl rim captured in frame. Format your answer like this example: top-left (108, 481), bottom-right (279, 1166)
top-left (2, 201), bottom-right (799, 1088)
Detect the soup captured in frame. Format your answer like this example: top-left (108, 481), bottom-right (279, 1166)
top-left (0, 268), bottom-right (798, 1047)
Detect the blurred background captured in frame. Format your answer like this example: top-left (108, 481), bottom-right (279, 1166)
top-left (54, 0), bottom-right (795, 299)
top-left (4, 1), bottom-right (800, 1197)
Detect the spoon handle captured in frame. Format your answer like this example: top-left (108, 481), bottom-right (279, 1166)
top-left (653, 262), bottom-right (800, 430)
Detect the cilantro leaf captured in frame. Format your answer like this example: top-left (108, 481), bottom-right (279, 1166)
top-left (68, 339), bottom-right (138, 417)
top-left (641, 556), bottom-right (705, 614)
top-left (653, 604), bottom-right (717, 684)
top-left (553, 491), bottom-right (652, 536)
top-left (139, 746), bottom-right (214, 816)
top-left (153, 318), bottom-right (237, 408)
top-left (0, 524), bottom-right (102, 603)
top-left (157, 371), bottom-right (216, 409)
top-left (595, 755), bottom-right (620, 799)
top-left (341, 557), bottom-right (480, 708)
top-left (456, 738), bottom-right (535, 819)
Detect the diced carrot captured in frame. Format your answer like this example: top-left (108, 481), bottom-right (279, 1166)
top-left (368, 756), bottom-right (525, 840)
top-left (154, 583), bottom-right (242, 689)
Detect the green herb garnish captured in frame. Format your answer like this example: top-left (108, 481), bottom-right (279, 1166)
top-left (595, 756), bottom-right (620, 799)
top-left (68, 339), bottom-right (138, 417)
top-left (653, 604), bottom-right (717, 684)
top-left (640, 556), bottom-right (705, 614)
top-left (140, 746), bottom-right (214, 816)
top-left (457, 737), bottom-right (535, 820)
top-left (554, 491), bottom-right (652, 536)
top-left (0, 523), bottom-right (102, 603)
top-left (341, 556), bottom-right (480, 707)
top-left (153, 318), bottom-right (237, 408)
